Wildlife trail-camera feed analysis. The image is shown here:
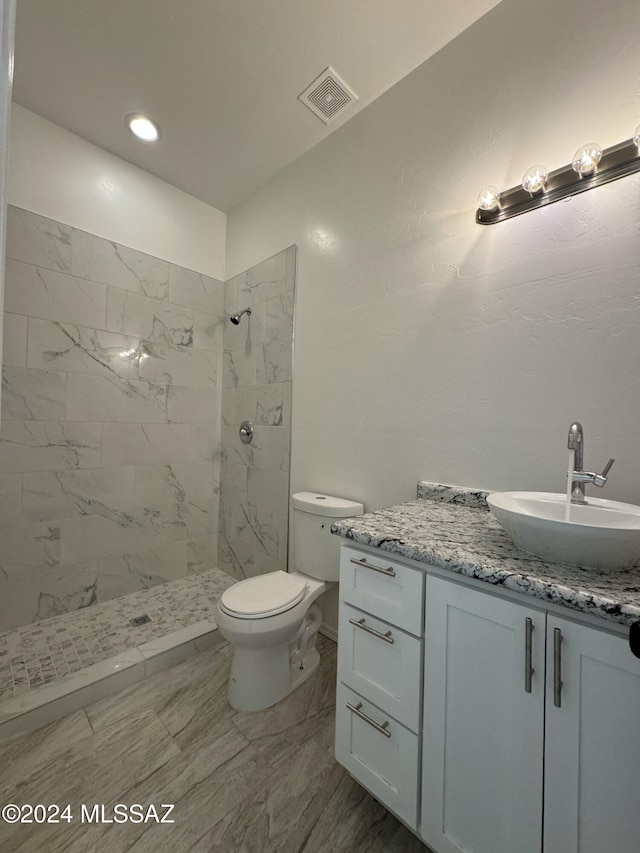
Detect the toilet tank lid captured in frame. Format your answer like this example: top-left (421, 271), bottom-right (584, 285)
top-left (291, 491), bottom-right (364, 518)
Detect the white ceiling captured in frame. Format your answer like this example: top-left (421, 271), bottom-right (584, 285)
top-left (13, 0), bottom-right (503, 213)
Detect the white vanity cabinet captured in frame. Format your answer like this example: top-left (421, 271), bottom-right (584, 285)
top-left (335, 544), bottom-right (424, 829)
top-left (543, 616), bottom-right (640, 853)
top-left (420, 576), bottom-right (545, 853)
top-left (421, 576), bottom-right (640, 853)
top-left (335, 541), bottom-right (640, 853)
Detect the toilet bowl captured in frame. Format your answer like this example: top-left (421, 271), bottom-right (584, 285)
top-left (215, 491), bottom-right (363, 712)
top-left (215, 571), bottom-right (328, 711)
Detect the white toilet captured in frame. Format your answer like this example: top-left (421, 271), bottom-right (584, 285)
top-left (215, 491), bottom-right (363, 712)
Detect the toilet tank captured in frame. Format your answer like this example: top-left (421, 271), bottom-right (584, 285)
top-left (291, 492), bottom-right (364, 582)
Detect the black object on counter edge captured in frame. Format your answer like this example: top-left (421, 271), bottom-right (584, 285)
top-left (629, 621), bottom-right (640, 659)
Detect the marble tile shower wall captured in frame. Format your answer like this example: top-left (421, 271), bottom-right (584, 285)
top-left (218, 247), bottom-right (295, 580)
top-left (0, 205), bottom-right (224, 631)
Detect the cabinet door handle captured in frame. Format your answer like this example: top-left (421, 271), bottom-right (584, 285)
top-left (525, 617), bottom-right (534, 693)
top-left (350, 557), bottom-right (396, 577)
top-left (348, 617), bottom-right (395, 644)
top-left (346, 701), bottom-right (391, 738)
top-left (553, 627), bottom-right (563, 708)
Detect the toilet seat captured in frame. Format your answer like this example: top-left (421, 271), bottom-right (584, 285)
top-left (219, 571), bottom-right (308, 619)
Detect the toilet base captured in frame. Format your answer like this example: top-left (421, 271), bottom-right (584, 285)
top-left (290, 648), bottom-right (320, 692)
top-left (227, 643), bottom-right (322, 713)
top-left (227, 637), bottom-right (290, 712)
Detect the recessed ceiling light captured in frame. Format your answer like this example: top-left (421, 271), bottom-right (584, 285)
top-left (125, 113), bottom-right (160, 142)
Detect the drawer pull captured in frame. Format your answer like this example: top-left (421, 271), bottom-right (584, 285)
top-left (346, 701), bottom-right (392, 738)
top-left (349, 616), bottom-right (395, 644)
top-left (350, 557), bottom-right (396, 577)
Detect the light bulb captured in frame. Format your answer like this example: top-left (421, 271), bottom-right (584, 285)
top-left (477, 186), bottom-right (501, 212)
top-left (634, 125), bottom-right (640, 151)
top-left (572, 143), bottom-right (602, 176)
top-left (125, 114), bottom-right (160, 142)
top-left (522, 165), bottom-right (548, 195)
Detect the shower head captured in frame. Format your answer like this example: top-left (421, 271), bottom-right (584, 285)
top-left (230, 307), bottom-right (252, 325)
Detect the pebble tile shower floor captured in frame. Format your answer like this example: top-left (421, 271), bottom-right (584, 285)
top-left (0, 569), bottom-right (235, 701)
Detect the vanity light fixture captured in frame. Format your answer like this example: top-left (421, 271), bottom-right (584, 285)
top-left (477, 186), bottom-right (501, 212)
top-left (476, 126), bottom-right (640, 224)
top-left (572, 143), bottom-right (602, 176)
top-left (125, 113), bottom-right (160, 142)
top-left (521, 165), bottom-right (548, 195)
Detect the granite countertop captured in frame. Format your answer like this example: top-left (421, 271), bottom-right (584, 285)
top-left (330, 483), bottom-right (640, 629)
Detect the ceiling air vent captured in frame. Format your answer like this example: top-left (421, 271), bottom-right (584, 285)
top-left (298, 66), bottom-right (358, 125)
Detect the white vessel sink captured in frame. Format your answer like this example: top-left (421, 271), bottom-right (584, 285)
top-left (487, 491), bottom-right (640, 571)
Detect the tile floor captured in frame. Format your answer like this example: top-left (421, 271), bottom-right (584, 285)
top-left (0, 570), bottom-right (236, 700)
top-left (0, 635), bottom-right (430, 852)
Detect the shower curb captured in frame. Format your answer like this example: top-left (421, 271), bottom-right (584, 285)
top-left (0, 619), bottom-right (223, 741)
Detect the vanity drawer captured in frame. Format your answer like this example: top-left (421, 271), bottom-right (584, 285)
top-left (338, 602), bottom-right (422, 732)
top-left (340, 545), bottom-right (424, 635)
top-left (335, 682), bottom-right (419, 830)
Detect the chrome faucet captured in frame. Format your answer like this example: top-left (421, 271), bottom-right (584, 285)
top-left (567, 421), bottom-right (615, 504)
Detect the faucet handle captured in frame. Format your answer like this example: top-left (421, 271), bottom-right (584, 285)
top-left (602, 458), bottom-right (615, 477)
top-left (593, 458), bottom-right (615, 487)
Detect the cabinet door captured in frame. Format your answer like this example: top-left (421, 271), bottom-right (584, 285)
top-left (544, 617), bottom-right (640, 853)
top-left (421, 576), bottom-right (544, 853)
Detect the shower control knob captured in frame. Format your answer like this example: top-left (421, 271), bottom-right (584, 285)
top-left (239, 420), bottom-right (254, 444)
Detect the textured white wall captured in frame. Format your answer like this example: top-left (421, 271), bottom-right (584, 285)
top-left (227, 0), bottom-right (640, 517)
top-left (8, 105), bottom-right (226, 279)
